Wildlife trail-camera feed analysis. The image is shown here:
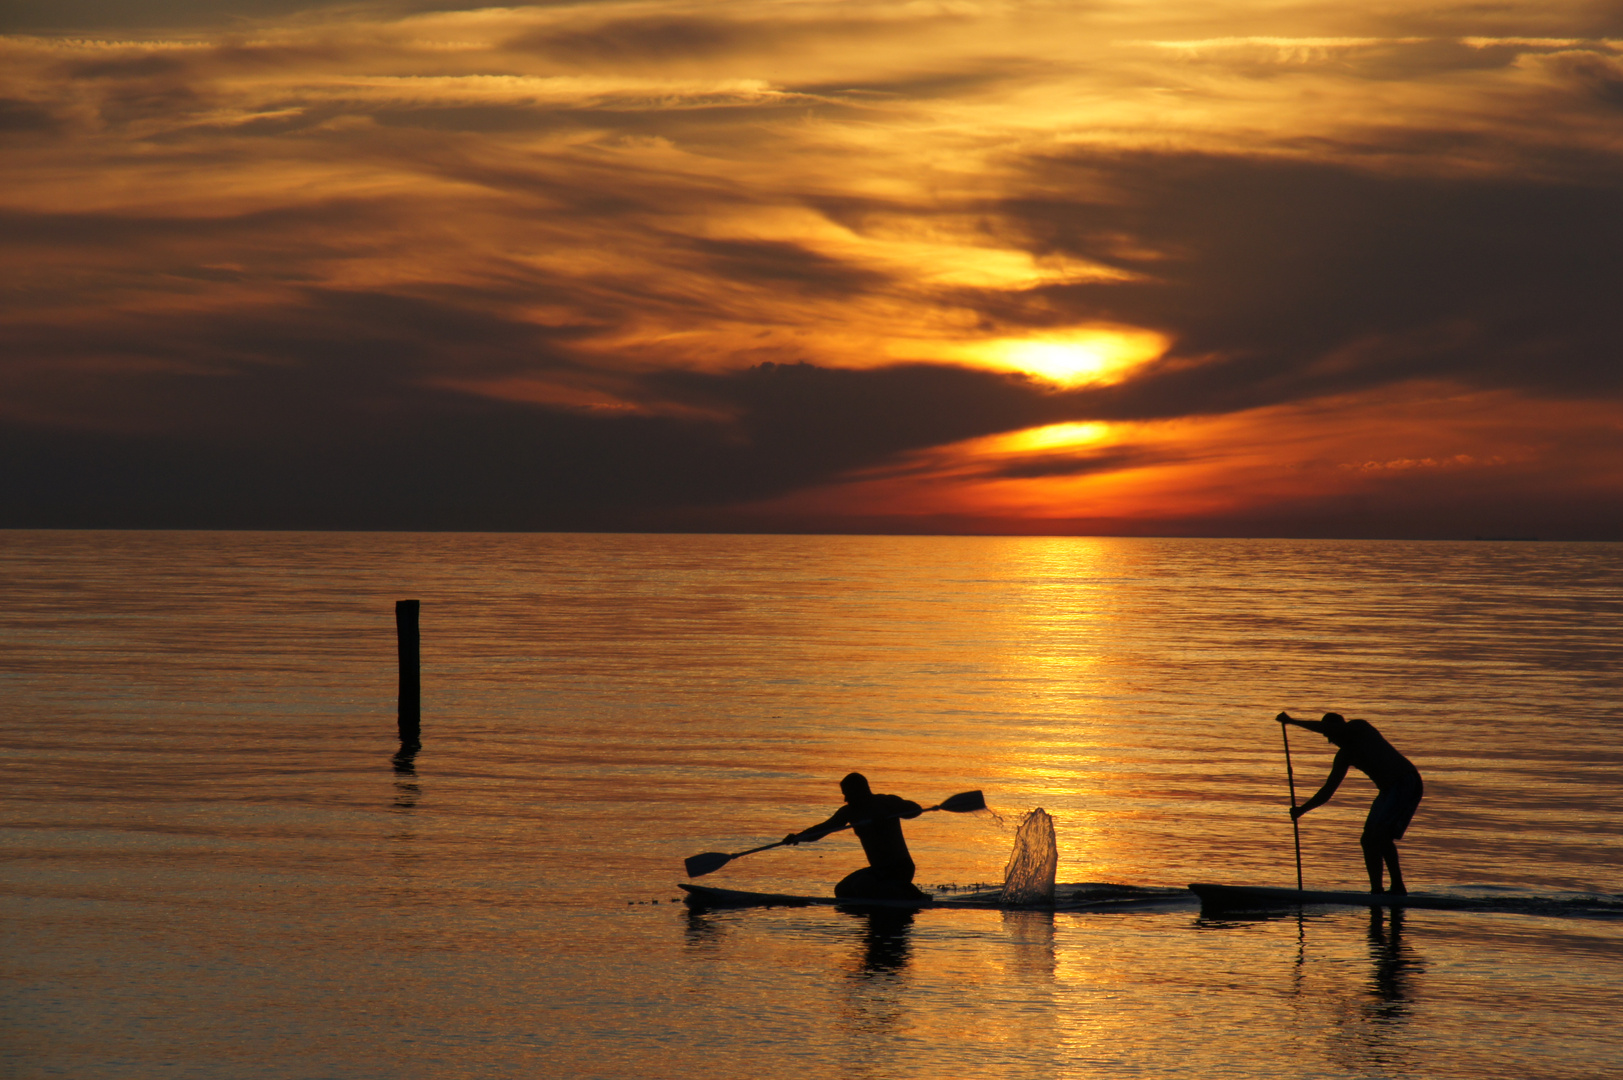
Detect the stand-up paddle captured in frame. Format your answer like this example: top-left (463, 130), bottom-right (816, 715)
top-left (684, 789), bottom-right (986, 878)
top-left (1280, 717), bottom-right (1304, 891)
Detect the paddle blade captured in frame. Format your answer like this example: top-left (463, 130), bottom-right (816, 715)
top-left (937, 789), bottom-right (986, 814)
top-left (684, 851), bottom-right (733, 878)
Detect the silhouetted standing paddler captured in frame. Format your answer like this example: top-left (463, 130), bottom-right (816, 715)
top-left (782, 773), bottom-right (928, 901)
top-left (1278, 712), bottom-right (1423, 894)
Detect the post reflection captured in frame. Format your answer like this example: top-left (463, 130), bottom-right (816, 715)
top-left (391, 740), bottom-right (419, 777)
top-left (391, 742), bottom-right (420, 811)
top-left (384, 741), bottom-right (423, 907)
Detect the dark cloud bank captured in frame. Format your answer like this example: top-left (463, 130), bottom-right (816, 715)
top-left (6, 149), bottom-right (1623, 537)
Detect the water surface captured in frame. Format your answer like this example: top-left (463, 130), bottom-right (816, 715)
top-left (3, 532), bottom-right (1620, 1078)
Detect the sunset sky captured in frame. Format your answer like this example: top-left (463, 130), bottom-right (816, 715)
top-left (4, 0), bottom-right (1621, 535)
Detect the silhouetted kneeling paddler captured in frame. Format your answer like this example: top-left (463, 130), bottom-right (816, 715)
top-left (783, 772), bottom-right (929, 901)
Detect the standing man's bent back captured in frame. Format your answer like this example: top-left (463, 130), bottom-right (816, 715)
top-left (1280, 712), bottom-right (1423, 893)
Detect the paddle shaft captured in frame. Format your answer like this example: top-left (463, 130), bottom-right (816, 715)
top-left (718, 809), bottom-right (916, 863)
top-left (685, 792), bottom-right (980, 878)
top-left (1281, 721), bottom-right (1304, 891)
top-left (788, 800), bottom-right (950, 848)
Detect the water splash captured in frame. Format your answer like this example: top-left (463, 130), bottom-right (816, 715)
top-left (1000, 808), bottom-right (1058, 905)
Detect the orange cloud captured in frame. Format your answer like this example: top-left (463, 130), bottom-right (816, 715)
top-left (737, 384), bottom-right (1623, 534)
top-left (2, 2), bottom-right (1621, 533)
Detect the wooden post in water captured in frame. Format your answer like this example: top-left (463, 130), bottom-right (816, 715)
top-left (396, 600), bottom-right (421, 749)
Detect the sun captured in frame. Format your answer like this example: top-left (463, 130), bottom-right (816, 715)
top-left (969, 328), bottom-right (1169, 387)
top-left (888, 326), bottom-right (1169, 387)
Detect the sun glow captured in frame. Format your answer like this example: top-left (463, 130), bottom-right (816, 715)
top-left (981, 422), bottom-right (1113, 454)
top-left (979, 329), bottom-right (1168, 386)
top-left (892, 328), bottom-right (1169, 387)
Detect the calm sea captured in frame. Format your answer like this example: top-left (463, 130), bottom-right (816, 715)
top-left (3, 531), bottom-right (1621, 1079)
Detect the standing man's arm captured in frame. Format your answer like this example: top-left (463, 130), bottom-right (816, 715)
top-left (1292, 751), bottom-right (1350, 819)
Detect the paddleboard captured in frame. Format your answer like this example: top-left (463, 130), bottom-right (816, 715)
top-left (1190, 883), bottom-right (1471, 911)
top-left (679, 883), bottom-right (985, 909)
top-left (680, 882), bottom-right (1188, 911)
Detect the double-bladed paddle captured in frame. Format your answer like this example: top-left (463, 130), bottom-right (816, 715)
top-left (683, 789), bottom-right (987, 878)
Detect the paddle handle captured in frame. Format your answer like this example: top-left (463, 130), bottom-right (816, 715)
top-left (687, 792), bottom-right (976, 877)
top-left (1281, 720), bottom-right (1304, 891)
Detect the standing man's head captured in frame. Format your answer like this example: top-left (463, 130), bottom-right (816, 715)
top-left (1281, 711), bottom-right (1351, 743)
top-left (1309, 712), bottom-right (1350, 745)
top-left (840, 772), bottom-right (872, 802)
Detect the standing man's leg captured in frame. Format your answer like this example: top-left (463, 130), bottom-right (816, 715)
top-left (1377, 781), bottom-right (1420, 895)
top-left (1363, 786), bottom-right (1418, 894)
top-left (1383, 841), bottom-right (1406, 894)
top-left (1360, 832), bottom-right (1386, 893)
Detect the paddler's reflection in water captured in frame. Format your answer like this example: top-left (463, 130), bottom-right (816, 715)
top-left (835, 908), bottom-right (915, 1077)
top-left (848, 908), bottom-right (914, 977)
top-left (1317, 907), bottom-right (1425, 1075)
top-left (1365, 906), bottom-right (1420, 1021)
top-left (782, 772), bottom-right (928, 901)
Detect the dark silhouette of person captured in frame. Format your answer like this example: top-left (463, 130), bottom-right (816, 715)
top-left (1279, 712), bottom-right (1423, 894)
top-left (783, 772), bottom-right (927, 900)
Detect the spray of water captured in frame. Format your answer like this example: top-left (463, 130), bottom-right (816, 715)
top-left (999, 808), bottom-right (1058, 905)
